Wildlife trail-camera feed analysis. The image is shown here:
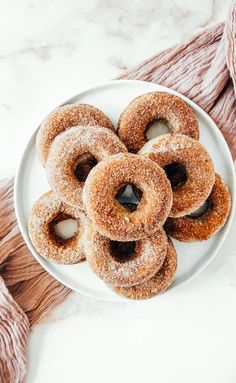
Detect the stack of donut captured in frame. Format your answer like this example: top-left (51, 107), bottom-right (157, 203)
top-left (28, 92), bottom-right (231, 299)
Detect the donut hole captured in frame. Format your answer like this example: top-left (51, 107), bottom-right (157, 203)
top-left (50, 213), bottom-right (79, 241)
top-left (146, 119), bottom-right (170, 140)
top-left (132, 185), bottom-right (143, 201)
top-left (115, 185), bottom-right (127, 200)
top-left (189, 200), bottom-right (210, 218)
top-left (115, 184), bottom-right (141, 208)
top-left (122, 202), bottom-right (139, 212)
top-left (110, 240), bottom-right (139, 263)
top-left (74, 152), bottom-right (98, 182)
top-left (164, 162), bottom-right (187, 188)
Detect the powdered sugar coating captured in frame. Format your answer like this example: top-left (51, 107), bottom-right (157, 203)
top-left (85, 224), bottom-right (168, 287)
top-left (28, 191), bottom-right (88, 264)
top-left (140, 134), bottom-right (215, 218)
top-left (111, 238), bottom-right (177, 299)
top-left (82, 153), bottom-right (173, 241)
top-left (165, 174), bottom-right (231, 241)
top-left (118, 92), bottom-right (199, 153)
top-left (46, 126), bottom-right (127, 208)
top-left (36, 104), bottom-right (115, 166)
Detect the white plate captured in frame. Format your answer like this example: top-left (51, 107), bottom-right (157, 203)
top-left (14, 80), bottom-right (235, 301)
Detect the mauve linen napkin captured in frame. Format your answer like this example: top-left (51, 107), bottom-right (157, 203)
top-left (0, 1), bottom-right (235, 382)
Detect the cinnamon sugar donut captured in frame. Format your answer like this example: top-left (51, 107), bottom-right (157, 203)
top-left (111, 238), bottom-right (177, 299)
top-left (118, 92), bottom-right (199, 153)
top-left (46, 126), bottom-right (127, 207)
top-left (36, 104), bottom-right (115, 166)
top-left (140, 134), bottom-right (215, 218)
top-left (85, 222), bottom-right (168, 287)
top-left (82, 153), bottom-right (172, 241)
top-left (28, 191), bottom-right (88, 264)
top-left (165, 174), bottom-right (231, 242)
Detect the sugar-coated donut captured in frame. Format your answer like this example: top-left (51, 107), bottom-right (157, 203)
top-left (28, 191), bottom-right (88, 264)
top-left (110, 238), bottom-right (177, 299)
top-left (36, 104), bottom-right (115, 166)
top-left (46, 126), bottom-right (127, 207)
top-left (85, 223), bottom-right (168, 287)
top-left (165, 174), bottom-right (231, 242)
top-left (82, 153), bottom-right (173, 241)
top-left (139, 134), bottom-right (215, 218)
top-left (118, 92), bottom-right (199, 153)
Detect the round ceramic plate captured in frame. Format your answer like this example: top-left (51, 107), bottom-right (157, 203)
top-left (14, 80), bottom-right (235, 301)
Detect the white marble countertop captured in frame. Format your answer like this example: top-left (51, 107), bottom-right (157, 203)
top-left (1, 0), bottom-right (236, 382)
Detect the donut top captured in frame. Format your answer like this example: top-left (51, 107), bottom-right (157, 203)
top-left (118, 91), bottom-right (199, 152)
top-left (28, 190), bottom-right (89, 264)
top-left (139, 134), bottom-right (215, 217)
top-left (47, 125), bottom-right (127, 164)
top-left (82, 152), bottom-right (173, 240)
top-left (164, 174), bottom-right (232, 241)
top-left (36, 103), bottom-right (115, 166)
top-left (140, 133), bottom-right (194, 154)
top-left (112, 238), bottom-right (177, 299)
top-left (85, 224), bottom-right (168, 285)
top-left (46, 126), bottom-right (128, 207)
top-left (29, 191), bottom-right (85, 235)
top-left (140, 133), bottom-right (213, 166)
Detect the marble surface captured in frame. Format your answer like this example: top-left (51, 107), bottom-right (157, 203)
top-left (1, 0), bottom-right (236, 382)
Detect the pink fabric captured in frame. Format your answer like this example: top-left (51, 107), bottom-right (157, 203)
top-left (0, 181), bottom-right (71, 383)
top-left (0, 277), bottom-right (28, 383)
top-left (0, 2), bottom-right (235, 382)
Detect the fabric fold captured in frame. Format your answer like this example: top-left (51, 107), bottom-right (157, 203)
top-left (0, 276), bottom-right (29, 383)
top-left (0, 181), bottom-right (71, 383)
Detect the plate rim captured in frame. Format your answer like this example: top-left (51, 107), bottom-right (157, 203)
top-left (14, 79), bottom-right (236, 301)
